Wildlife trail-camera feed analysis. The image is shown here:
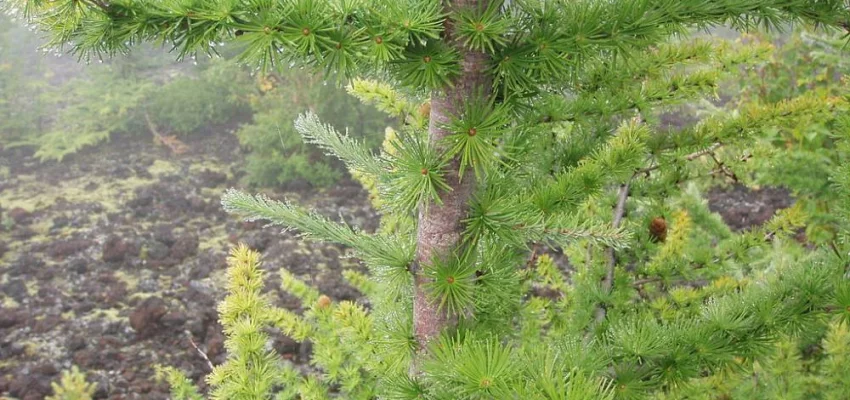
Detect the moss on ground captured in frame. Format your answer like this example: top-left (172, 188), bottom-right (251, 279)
top-left (0, 173), bottom-right (154, 213)
top-left (148, 159), bottom-right (179, 176)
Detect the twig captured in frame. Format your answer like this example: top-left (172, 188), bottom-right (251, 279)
top-left (144, 112), bottom-right (162, 140)
top-left (829, 241), bottom-right (845, 262)
top-left (709, 152), bottom-right (738, 182)
top-left (631, 277), bottom-right (663, 287)
top-left (525, 243), bottom-right (541, 269)
top-left (635, 142), bottom-right (723, 175)
top-left (186, 331), bottom-right (214, 371)
top-left (144, 111), bottom-right (189, 154)
top-left (81, 0), bottom-right (110, 12)
top-left (594, 181), bottom-right (631, 323)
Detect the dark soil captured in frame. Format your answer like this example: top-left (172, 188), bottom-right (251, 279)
top-left (707, 184), bottom-right (795, 231)
top-left (0, 129), bottom-right (377, 399)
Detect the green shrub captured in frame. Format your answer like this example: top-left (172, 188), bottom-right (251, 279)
top-left (144, 60), bottom-right (255, 136)
top-left (24, 70), bottom-right (151, 161)
top-left (236, 73), bottom-right (387, 189)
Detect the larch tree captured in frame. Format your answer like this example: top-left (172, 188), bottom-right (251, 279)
top-left (12, 0), bottom-right (850, 399)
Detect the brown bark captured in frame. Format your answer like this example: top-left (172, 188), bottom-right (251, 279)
top-left (412, 0), bottom-right (492, 350)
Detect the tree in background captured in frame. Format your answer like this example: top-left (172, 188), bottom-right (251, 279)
top-left (15, 0), bottom-right (850, 398)
top-left (0, 13), bottom-right (49, 147)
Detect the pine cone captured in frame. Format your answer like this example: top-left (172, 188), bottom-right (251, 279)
top-left (317, 295), bottom-right (332, 309)
top-left (649, 217), bottom-right (667, 243)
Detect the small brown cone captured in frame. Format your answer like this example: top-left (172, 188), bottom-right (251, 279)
top-left (649, 217), bottom-right (668, 243)
top-left (317, 295), bottom-right (332, 309)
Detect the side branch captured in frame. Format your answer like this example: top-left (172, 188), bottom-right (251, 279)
top-left (636, 142), bottom-right (722, 175)
top-left (592, 141), bottom-right (724, 323)
top-left (594, 181), bottom-right (631, 323)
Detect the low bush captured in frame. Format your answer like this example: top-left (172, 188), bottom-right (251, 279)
top-left (144, 61), bottom-right (255, 136)
top-left (235, 73), bottom-right (388, 189)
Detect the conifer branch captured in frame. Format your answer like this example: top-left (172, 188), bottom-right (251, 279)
top-left (537, 219), bottom-right (632, 250)
top-left (208, 244), bottom-right (283, 399)
top-left (221, 189), bottom-right (413, 271)
top-left (295, 111), bottom-right (384, 176)
top-left (636, 142), bottom-right (723, 175)
top-left (346, 79), bottom-right (423, 126)
top-left (594, 182), bottom-right (631, 323)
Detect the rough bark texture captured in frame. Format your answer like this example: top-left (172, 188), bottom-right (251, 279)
top-left (412, 0), bottom-right (491, 350)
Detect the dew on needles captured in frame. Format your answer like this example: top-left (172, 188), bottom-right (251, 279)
top-left (4, 0), bottom-right (850, 399)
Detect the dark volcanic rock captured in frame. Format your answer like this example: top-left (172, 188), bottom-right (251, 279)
top-left (161, 311), bottom-right (188, 329)
top-left (2, 279), bottom-right (27, 303)
top-left (32, 363), bottom-right (59, 376)
top-left (129, 296), bottom-right (168, 336)
top-left (73, 349), bottom-right (102, 369)
top-left (205, 329), bottom-right (225, 359)
top-left (51, 214), bottom-right (71, 229)
top-left (33, 314), bottom-right (62, 333)
top-left (188, 250), bottom-right (226, 280)
top-left (0, 307), bottom-right (25, 329)
top-left (144, 240), bottom-right (170, 261)
top-left (197, 168), bottom-right (228, 188)
top-left (103, 235), bottom-right (137, 262)
top-left (67, 335), bottom-right (87, 351)
top-left (10, 226), bottom-right (36, 240)
top-left (153, 225), bottom-right (176, 247)
top-left (48, 239), bottom-right (94, 259)
top-left (188, 195), bottom-right (207, 212)
top-left (68, 257), bottom-right (88, 274)
top-left (707, 184), bottom-right (795, 231)
top-left (9, 253), bottom-right (45, 277)
top-left (7, 207), bottom-right (33, 225)
top-left (241, 231), bottom-right (271, 252)
top-left (169, 233), bottom-right (199, 261)
top-left (129, 187), bottom-right (155, 209)
top-left (8, 374), bottom-right (51, 400)
top-left (0, 127), bottom-right (380, 399)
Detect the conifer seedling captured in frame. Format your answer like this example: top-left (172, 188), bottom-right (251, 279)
top-left (14, 0), bottom-right (850, 398)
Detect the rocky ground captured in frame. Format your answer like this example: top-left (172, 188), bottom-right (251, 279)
top-left (0, 129), bottom-right (377, 399)
top-left (0, 127), bottom-right (795, 399)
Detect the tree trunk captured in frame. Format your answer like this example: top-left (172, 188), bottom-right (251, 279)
top-left (412, 0), bottom-right (492, 352)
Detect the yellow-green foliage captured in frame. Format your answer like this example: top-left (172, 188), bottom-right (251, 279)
top-left (346, 79), bottom-right (428, 129)
top-left (659, 320), bottom-right (850, 400)
top-left (43, 1), bottom-right (850, 395)
top-left (154, 366), bottom-right (203, 400)
top-left (177, 244), bottom-right (386, 399)
top-left (47, 366), bottom-right (95, 400)
top-left (208, 244), bottom-right (283, 399)
top-left (348, 126), bottom-right (417, 235)
top-left (533, 254), bottom-right (568, 293)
